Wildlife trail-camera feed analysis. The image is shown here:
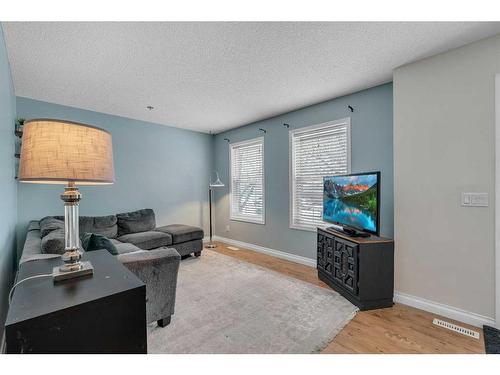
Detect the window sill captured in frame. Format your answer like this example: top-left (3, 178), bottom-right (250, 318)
top-left (289, 224), bottom-right (319, 233)
top-left (230, 216), bottom-right (265, 225)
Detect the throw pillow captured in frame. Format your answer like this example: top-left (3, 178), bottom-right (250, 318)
top-left (41, 228), bottom-right (66, 255)
top-left (81, 233), bottom-right (118, 256)
top-left (116, 209), bottom-right (156, 235)
top-left (39, 216), bottom-right (65, 238)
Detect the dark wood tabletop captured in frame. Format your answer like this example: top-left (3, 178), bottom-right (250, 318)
top-left (6, 250), bottom-right (144, 326)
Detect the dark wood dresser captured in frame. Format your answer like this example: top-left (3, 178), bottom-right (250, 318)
top-left (317, 227), bottom-right (394, 310)
top-left (5, 250), bottom-right (147, 354)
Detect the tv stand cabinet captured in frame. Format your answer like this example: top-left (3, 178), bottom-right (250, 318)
top-left (317, 227), bottom-right (394, 310)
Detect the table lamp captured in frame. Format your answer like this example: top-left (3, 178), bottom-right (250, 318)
top-left (205, 171), bottom-right (224, 249)
top-left (18, 119), bottom-right (114, 281)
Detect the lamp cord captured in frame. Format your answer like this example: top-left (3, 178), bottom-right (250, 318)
top-left (8, 274), bottom-right (52, 305)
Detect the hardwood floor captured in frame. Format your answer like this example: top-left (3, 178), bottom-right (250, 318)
top-left (209, 242), bottom-right (485, 354)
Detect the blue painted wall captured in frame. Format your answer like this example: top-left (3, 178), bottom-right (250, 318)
top-left (213, 83), bottom-right (393, 260)
top-left (16, 98), bottom-right (214, 254)
top-left (0, 25), bottom-right (17, 335)
top-left (13, 81), bottom-right (392, 270)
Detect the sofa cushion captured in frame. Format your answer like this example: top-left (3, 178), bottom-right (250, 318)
top-left (22, 227), bottom-right (44, 259)
top-left (117, 209), bottom-right (156, 235)
top-left (40, 217), bottom-right (65, 238)
top-left (80, 215), bottom-right (118, 238)
top-left (41, 228), bottom-right (66, 255)
top-left (109, 239), bottom-right (143, 255)
top-left (117, 231), bottom-right (172, 250)
top-left (81, 233), bottom-right (118, 255)
top-left (54, 214), bottom-right (118, 238)
top-left (155, 224), bottom-right (204, 244)
top-left (27, 221), bottom-right (40, 232)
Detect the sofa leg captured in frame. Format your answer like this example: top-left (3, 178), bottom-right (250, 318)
top-left (157, 316), bottom-right (171, 328)
top-left (194, 251), bottom-right (201, 257)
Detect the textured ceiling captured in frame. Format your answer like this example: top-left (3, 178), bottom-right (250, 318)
top-left (3, 22), bottom-right (500, 133)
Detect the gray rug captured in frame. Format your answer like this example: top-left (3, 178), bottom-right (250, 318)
top-left (147, 250), bottom-right (357, 353)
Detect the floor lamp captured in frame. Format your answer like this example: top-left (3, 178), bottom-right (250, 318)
top-left (206, 172), bottom-right (224, 248)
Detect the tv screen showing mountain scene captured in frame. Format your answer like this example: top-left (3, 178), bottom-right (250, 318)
top-left (323, 172), bottom-right (379, 233)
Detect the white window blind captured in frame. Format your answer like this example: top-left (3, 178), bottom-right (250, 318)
top-left (230, 137), bottom-right (265, 224)
top-left (290, 119), bottom-right (350, 230)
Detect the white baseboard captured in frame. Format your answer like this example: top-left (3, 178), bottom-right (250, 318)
top-left (211, 236), bottom-right (493, 328)
top-left (212, 236), bottom-right (316, 267)
top-left (394, 291), bottom-right (495, 328)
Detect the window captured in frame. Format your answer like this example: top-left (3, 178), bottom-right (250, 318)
top-left (230, 137), bottom-right (265, 224)
top-left (289, 118), bottom-right (351, 230)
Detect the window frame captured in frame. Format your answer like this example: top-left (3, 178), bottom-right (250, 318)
top-left (289, 118), bottom-right (351, 232)
top-left (229, 136), bottom-right (266, 225)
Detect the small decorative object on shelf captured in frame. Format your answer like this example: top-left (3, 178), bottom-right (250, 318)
top-left (14, 118), bottom-right (25, 179)
top-left (15, 117), bottom-right (25, 137)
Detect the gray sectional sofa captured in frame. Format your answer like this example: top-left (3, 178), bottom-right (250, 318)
top-left (20, 208), bottom-right (204, 328)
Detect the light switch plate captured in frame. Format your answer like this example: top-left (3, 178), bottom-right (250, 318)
top-left (461, 192), bottom-right (489, 207)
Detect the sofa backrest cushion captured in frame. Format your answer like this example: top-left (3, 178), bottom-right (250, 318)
top-left (80, 215), bottom-right (118, 238)
top-left (53, 214), bottom-right (118, 239)
top-left (40, 216), bottom-right (65, 238)
top-left (27, 221), bottom-right (41, 232)
top-left (23, 226), bottom-right (43, 258)
top-left (117, 209), bottom-right (156, 235)
top-left (41, 228), bottom-right (66, 255)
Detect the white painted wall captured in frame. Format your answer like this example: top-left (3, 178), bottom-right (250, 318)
top-left (394, 34), bottom-right (500, 323)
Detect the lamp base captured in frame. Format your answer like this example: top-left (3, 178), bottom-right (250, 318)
top-left (52, 261), bottom-right (94, 282)
top-left (205, 243), bottom-right (218, 249)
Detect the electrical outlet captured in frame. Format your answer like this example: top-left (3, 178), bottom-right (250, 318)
top-left (225, 225), bottom-right (230, 232)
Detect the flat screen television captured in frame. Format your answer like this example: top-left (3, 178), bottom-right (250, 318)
top-left (323, 171), bottom-right (380, 236)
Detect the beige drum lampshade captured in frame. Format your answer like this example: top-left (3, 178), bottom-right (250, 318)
top-left (18, 119), bottom-right (115, 185)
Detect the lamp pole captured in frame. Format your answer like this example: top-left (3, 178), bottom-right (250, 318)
top-left (206, 186), bottom-right (216, 248)
top-left (206, 171), bottom-right (224, 249)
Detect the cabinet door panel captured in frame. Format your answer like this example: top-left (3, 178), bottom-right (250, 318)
top-left (317, 233), bottom-right (325, 270)
top-left (318, 231), bottom-right (359, 295)
top-left (332, 238), bottom-right (359, 295)
top-left (332, 239), bottom-right (343, 282)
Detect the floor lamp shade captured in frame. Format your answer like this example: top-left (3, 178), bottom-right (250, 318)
top-left (18, 119), bottom-right (114, 185)
top-left (18, 119), bottom-right (115, 281)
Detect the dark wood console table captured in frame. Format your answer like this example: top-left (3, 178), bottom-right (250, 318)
top-left (5, 250), bottom-right (147, 353)
top-left (317, 227), bottom-right (394, 310)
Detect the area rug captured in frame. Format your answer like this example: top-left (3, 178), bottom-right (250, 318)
top-left (483, 325), bottom-right (500, 354)
top-left (147, 250), bottom-right (357, 353)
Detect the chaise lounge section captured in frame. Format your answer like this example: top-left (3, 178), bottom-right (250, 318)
top-left (155, 224), bottom-right (204, 257)
top-left (111, 209), bottom-right (204, 256)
